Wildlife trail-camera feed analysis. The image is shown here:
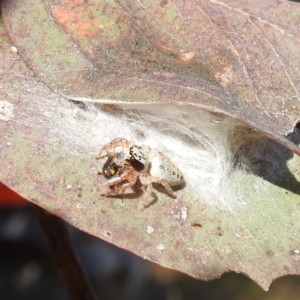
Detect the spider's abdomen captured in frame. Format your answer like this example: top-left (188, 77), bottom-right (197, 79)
top-left (150, 154), bottom-right (184, 186)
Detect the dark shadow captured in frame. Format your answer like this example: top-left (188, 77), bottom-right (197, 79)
top-left (234, 126), bottom-right (300, 195)
top-left (103, 188), bottom-right (159, 210)
top-left (153, 181), bottom-right (186, 197)
top-left (142, 192), bottom-right (159, 209)
top-left (103, 179), bottom-right (186, 201)
top-left (102, 188), bottom-right (144, 200)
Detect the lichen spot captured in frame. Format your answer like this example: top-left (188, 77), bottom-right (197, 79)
top-left (0, 101), bottom-right (14, 121)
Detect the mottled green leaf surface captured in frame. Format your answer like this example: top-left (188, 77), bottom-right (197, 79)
top-left (1, 0), bottom-right (300, 290)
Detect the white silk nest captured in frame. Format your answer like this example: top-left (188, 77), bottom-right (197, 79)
top-left (47, 98), bottom-right (279, 211)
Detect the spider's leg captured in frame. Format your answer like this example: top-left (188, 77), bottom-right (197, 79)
top-left (106, 175), bottom-right (125, 187)
top-left (96, 138), bottom-right (130, 159)
top-left (140, 174), bottom-right (176, 198)
top-left (158, 179), bottom-right (176, 198)
top-left (107, 168), bottom-right (137, 186)
top-left (103, 181), bottom-right (132, 196)
top-left (103, 167), bottom-right (139, 196)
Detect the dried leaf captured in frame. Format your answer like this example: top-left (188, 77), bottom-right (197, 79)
top-left (1, 0), bottom-right (300, 290)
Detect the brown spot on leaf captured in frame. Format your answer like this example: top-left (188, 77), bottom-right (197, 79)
top-left (284, 265), bottom-right (289, 272)
top-left (216, 226), bottom-right (224, 236)
top-left (191, 222), bottom-right (202, 228)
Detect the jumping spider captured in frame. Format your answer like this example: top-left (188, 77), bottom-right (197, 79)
top-left (96, 138), bottom-right (184, 198)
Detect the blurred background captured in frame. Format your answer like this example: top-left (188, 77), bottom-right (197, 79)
top-left (1, 182), bottom-right (300, 300)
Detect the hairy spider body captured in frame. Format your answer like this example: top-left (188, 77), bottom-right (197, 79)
top-left (103, 160), bottom-right (141, 195)
top-left (96, 138), bottom-right (184, 198)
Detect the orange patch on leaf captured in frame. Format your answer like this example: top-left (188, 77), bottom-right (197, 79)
top-left (51, 5), bottom-right (100, 37)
